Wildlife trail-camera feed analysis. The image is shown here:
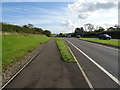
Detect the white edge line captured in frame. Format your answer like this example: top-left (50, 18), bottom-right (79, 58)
top-left (0, 51), bottom-right (40, 90)
top-left (67, 44), bottom-right (94, 90)
top-left (67, 40), bottom-right (120, 86)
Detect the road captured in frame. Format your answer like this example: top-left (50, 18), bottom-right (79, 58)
top-left (64, 38), bottom-right (119, 88)
top-left (3, 39), bottom-right (90, 89)
top-left (2, 38), bottom-right (119, 89)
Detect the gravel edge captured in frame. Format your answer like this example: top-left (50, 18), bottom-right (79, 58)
top-left (2, 43), bottom-right (47, 86)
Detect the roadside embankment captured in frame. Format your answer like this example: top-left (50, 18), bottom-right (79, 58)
top-left (80, 38), bottom-right (120, 49)
top-left (2, 35), bottom-right (51, 86)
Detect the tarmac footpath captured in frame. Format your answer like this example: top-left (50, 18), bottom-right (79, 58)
top-left (3, 39), bottom-right (90, 89)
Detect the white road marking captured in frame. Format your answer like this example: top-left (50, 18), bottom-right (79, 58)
top-left (68, 46), bottom-right (94, 90)
top-left (67, 40), bottom-right (120, 86)
top-left (79, 39), bottom-right (119, 51)
top-left (0, 50), bottom-right (40, 90)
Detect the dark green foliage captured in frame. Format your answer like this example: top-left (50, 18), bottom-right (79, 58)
top-left (83, 25), bottom-right (120, 39)
top-left (94, 27), bottom-right (105, 32)
top-left (43, 30), bottom-right (51, 37)
top-left (27, 24), bottom-right (34, 28)
top-left (59, 33), bottom-right (63, 37)
top-left (22, 25), bottom-right (28, 28)
top-left (74, 27), bottom-right (84, 36)
top-left (83, 32), bottom-right (102, 38)
top-left (2, 23), bottom-right (51, 36)
top-left (83, 30), bottom-right (120, 39)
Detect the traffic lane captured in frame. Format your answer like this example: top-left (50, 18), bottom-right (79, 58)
top-left (64, 38), bottom-right (118, 79)
top-left (66, 40), bottom-right (119, 88)
top-left (4, 39), bottom-right (90, 88)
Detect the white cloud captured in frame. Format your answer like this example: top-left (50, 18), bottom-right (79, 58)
top-left (68, 0), bottom-right (117, 20)
top-left (42, 25), bottom-right (73, 34)
top-left (78, 13), bottom-right (89, 19)
top-left (62, 19), bottom-right (77, 28)
top-left (68, 1), bottom-right (116, 12)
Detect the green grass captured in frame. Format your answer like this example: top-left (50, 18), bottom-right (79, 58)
top-left (55, 38), bottom-right (76, 63)
top-left (80, 38), bottom-right (120, 47)
top-left (2, 35), bottom-right (51, 70)
top-left (0, 35), bottom-right (2, 70)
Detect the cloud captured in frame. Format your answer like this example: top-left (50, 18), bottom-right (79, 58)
top-left (78, 14), bottom-right (89, 19)
top-left (62, 19), bottom-right (77, 29)
top-left (42, 25), bottom-right (73, 34)
top-left (68, 0), bottom-right (117, 20)
top-left (69, 0), bottom-right (117, 12)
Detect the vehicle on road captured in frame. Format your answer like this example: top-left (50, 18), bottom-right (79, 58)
top-left (76, 35), bottom-right (81, 38)
top-left (67, 35), bottom-right (71, 38)
top-left (99, 34), bottom-right (112, 40)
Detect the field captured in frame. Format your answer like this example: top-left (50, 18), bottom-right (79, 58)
top-left (2, 35), bottom-right (51, 70)
top-left (55, 38), bottom-right (76, 63)
top-left (80, 38), bottom-right (120, 47)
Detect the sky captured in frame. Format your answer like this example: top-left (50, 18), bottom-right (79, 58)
top-left (1, 0), bottom-right (119, 34)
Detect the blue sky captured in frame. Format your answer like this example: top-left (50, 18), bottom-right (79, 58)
top-left (2, 0), bottom-right (118, 34)
top-left (2, 2), bottom-right (73, 33)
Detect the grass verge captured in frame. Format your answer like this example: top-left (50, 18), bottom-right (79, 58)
top-left (80, 38), bottom-right (120, 47)
top-left (55, 38), bottom-right (76, 63)
top-left (2, 35), bottom-right (51, 70)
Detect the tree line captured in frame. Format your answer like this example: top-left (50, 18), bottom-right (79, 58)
top-left (57, 23), bottom-right (120, 39)
top-left (2, 23), bottom-right (51, 37)
top-left (74, 23), bottom-right (120, 39)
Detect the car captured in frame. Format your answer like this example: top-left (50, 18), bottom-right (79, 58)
top-left (76, 35), bottom-right (81, 38)
top-left (99, 34), bottom-right (111, 40)
top-left (67, 35), bottom-right (71, 38)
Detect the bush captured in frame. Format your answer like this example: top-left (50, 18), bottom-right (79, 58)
top-left (2, 23), bottom-right (51, 36)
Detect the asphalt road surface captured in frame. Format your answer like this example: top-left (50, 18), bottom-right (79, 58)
top-left (64, 38), bottom-right (119, 88)
top-left (3, 39), bottom-right (90, 89)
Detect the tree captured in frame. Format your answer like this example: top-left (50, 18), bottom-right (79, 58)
top-left (44, 30), bottom-right (51, 37)
top-left (59, 33), bottom-right (63, 37)
top-left (114, 24), bottom-right (120, 30)
top-left (74, 27), bottom-right (84, 36)
top-left (28, 24), bottom-right (34, 28)
top-left (2, 23), bottom-right (51, 35)
top-left (84, 23), bottom-right (94, 32)
top-left (22, 25), bottom-right (28, 28)
top-left (95, 26), bottom-right (105, 32)
top-left (107, 27), bottom-right (115, 31)
top-left (33, 27), bottom-right (44, 34)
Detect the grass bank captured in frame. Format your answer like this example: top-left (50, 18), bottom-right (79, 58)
top-left (2, 35), bottom-right (51, 70)
top-left (55, 38), bottom-right (76, 63)
top-left (80, 38), bottom-right (120, 47)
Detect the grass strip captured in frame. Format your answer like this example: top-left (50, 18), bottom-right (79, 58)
top-left (55, 38), bottom-right (76, 63)
top-left (80, 38), bottom-right (120, 47)
top-left (2, 35), bottom-right (51, 70)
